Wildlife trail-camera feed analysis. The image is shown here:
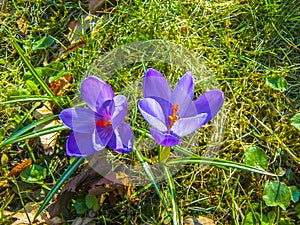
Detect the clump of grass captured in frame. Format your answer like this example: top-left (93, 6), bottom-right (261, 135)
top-left (1, 0), bottom-right (299, 224)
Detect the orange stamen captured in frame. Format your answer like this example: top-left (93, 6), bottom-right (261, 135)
top-left (168, 104), bottom-right (179, 128)
top-left (96, 118), bottom-right (112, 128)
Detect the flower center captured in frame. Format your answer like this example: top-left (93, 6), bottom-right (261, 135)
top-left (168, 104), bottom-right (179, 128)
top-left (96, 118), bottom-right (112, 128)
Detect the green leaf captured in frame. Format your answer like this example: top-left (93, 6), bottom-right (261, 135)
top-left (159, 147), bottom-right (170, 162)
top-left (25, 80), bottom-right (40, 95)
top-left (75, 197), bottom-right (87, 215)
top-left (85, 195), bottom-right (99, 211)
top-left (291, 113), bottom-right (300, 131)
top-left (244, 146), bottom-right (268, 170)
top-left (243, 212), bottom-right (257, 225)
top-left (267, 211), bottom-right (276, 225)
top-left (278, 220), bottom-right (293, 225)
top-left (20, 164), bottom-right (47, 184)
top-left (263, 181), bottom-right (291, 210)
top-left (289, 186), bottom-right (300, 203)
top-left (31, 36), bottom-right (55, 51)
top-left (266, 75), bottom-right (289, 92)
top-left (295, 204), bottom-right (300, 219)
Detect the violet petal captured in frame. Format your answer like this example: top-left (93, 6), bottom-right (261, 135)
top-left (171, 113), bottom-right (207, 137)
top-left (66, 132), bottom-right (98, 157)
top-left (173, 72), bottom-right (194, 100)
top-left (138, 98), bottom-right (167, 132)
top-left (81, 76), bottom-right (114, 112)
top-left (112, 95), bottom-right (128, 129)
top-left (94, 126), bottom-right (113, 150)
top-left (108, 123), bottom-right (133, 153)
top-left (59, 108), bottom-right (99, 133)
top-left (150, 128), bottom-right (181, 146)
top-left (96, 99), bottom-right (114, 119)
top-left (194, 90), bottom-right (224, 124)
top-left (171, 73), bottom-right (198, 118)
top-left (143, 68), bottom-right (171, 101)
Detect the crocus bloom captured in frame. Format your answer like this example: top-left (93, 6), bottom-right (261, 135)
top-left (59, 76), bottom-right (133, 156)
top-left (138, 68), bottom-right (224, 146)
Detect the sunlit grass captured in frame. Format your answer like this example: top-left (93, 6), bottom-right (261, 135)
top-left (0, 0), bottom-right (299, 224)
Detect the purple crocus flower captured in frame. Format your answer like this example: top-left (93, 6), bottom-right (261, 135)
top-left (138, 68), bottom-right (224, 146)
top-left (59, 76), bottom-right (133, 156)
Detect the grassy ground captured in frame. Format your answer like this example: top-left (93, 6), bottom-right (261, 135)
top-left (0, 0), bottom-right (299, 224)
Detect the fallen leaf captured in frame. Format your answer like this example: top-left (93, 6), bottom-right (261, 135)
top-left (49, 167), bottom-right (102, 217)
top-left (183, 216), bottom-right (216, 225)
top-left (37, 120), bottom-right (60, 155)
top-left (8, 158), bottom-right (32, 177)
top-left (48, 191), bottom-right (74, 218)
top-left (88, 0), bottom-right (105, 14)
top-left (61, 38), bottom-right (86, 56)
top-left (71, 217), bottom-right (95, 225)
top-left (33, 101), bottom-right (61, 154)
top-left (9, 202), bottom-right (50, 225)
top-left (33, 102), bottom-right (53, 120)
top-left (89, 171), bottom-right (136, 204)
top-left (42, 216), bottom-right (64, 225)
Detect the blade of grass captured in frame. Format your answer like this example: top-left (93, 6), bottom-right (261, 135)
top-left (163, 165), bottom-right (179, 225)
top-left (8, 32), bottom-right (63, 109)
top-left (15, 102), bottom-right (43, 131)
top-left (35, 157), bottom-right (85, 219)
top-left (132, 147), bottom-right (168, 208)
top-left (166, 157), bottom-right (279, 177)
top-left (253, 115), bottom-right (300, 164)
top-left (0, 96), bottom-right (60, 104)
top-left (2, 124), bottom-right (67, 148)
top-left (0, 115), bottom-right (58, 150)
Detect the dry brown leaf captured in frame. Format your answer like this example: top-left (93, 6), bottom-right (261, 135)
top-left (183, 216), bottom-right (216, 225)
top-left (49, 167), bottom-right (101, 217)
top-left (33, 102), bottom-right (53, 120)
top-left (48, 74), bottom-right (73, 96)
top-left (33, 101), bottom-right (61, 154)
top-left (37, 120), bottom-right (60, 155)
top-left (62, 168), bottom-right (100, 193)
top-left (48, 191), bottom-right (74, 218)
top-left (42, 216), bottom-right (64, 225)
top-left (88, 0), bottom-right (105, 14)
top-left (8, 158), bottom-right (32, 177)
top-left (71, 217), bottom-right (95, 225)
top-left (61, 38), bottom-right (86, 55)
top-left (8, 202), bottom-right (50, 225)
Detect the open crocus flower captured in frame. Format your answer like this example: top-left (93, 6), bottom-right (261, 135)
top-left (138, 68), bottom-right (224, 146)
top-left (59, 76), bottom-right (133, 156)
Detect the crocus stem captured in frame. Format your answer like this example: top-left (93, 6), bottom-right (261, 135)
top-left (163, 163), bottom-right (179, 225)
top-left (132, 147), bottom-right (168, 208)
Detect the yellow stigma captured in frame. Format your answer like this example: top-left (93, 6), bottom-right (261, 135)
top-left (168, 104), bottom-right (179, 128)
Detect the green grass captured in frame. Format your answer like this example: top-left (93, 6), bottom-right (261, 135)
top-left (1, 0), bottom-right (299, 224)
